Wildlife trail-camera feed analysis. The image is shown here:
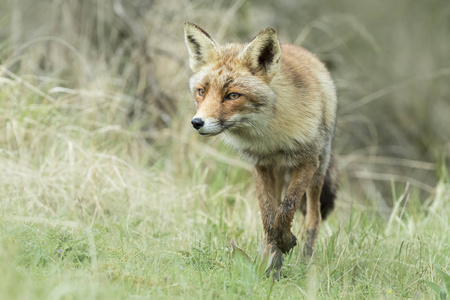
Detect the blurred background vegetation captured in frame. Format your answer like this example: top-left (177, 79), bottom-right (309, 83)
top-left (0, 0), bottom-right (449, 213)
top-left (0, 1), bottom-right (449, 298)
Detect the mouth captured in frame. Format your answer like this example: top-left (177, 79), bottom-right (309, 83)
top-left (194, 120), bottom-right (238, 136)
top-left (198, 130), bottom-right (222, 137)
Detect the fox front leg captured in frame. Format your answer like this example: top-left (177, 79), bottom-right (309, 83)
top-left (271, 163), bottom-right (317, 254)
top-left (253, 166), bottom-right (284, 277)
top-left (254, 166), bottom-right (279, 238)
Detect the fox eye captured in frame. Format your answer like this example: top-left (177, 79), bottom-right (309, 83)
top-left (197, 89), bottom-right (205, 97)
top-left (225, 92), bottom-right (241, 100)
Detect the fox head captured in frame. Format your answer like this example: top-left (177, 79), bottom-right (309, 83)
top-left (184, 23), bottom-right (281, 136)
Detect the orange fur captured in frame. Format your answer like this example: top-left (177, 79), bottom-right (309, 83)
top-left (184, 23), bottom-right (338, 278)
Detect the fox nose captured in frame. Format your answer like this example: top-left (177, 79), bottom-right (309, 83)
top-left (191, 118), bottom-right (204, 130)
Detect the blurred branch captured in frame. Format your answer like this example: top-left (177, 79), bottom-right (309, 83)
top-left (353, 170), bottom-right (435, 193)
top-left (113, 0), bottom-right (176, 124)
top-left (112, 0), bottom-right (145, 41)
top-left (154, 47), bottom-right (186, 67)
top-left (0, 65), bottom-right (55, 102)
top-left (10, 0), bottom-right (22, 51)
top-left (341, 68), bottom-right (450, 114)
top-left (339, 154), bottom-right (436, 170)
top-left (5, 36), bottom-right (93, 79)
top-left (215, 0), bottom-right (246, 41)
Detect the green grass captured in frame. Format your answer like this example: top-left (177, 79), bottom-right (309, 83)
top-left (1, 0), bottom-right (450, 299)
top-left (0, 79), bottom-right (449, 299)
top-left (1, 172), bottom-right (449, 299)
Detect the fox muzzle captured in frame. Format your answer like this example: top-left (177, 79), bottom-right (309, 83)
top-left (191, 116), bottom-right (224, 136)
top-left (191, 118), bottom-right (204, 130)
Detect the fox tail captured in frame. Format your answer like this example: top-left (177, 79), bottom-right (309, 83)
top-left (319, 155), bottom-right (338, 220)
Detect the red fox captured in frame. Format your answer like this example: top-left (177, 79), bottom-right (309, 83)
top-left (184, 23), bottom-right (338, 277)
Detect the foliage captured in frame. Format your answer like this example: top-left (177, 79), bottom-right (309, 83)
top-left (0, 0), bottom-right (449, 299)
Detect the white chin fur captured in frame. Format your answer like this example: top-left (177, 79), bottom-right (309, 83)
top-left (196, 118), bottom-right (223, 136)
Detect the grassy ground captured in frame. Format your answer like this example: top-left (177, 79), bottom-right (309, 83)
top-left (0, 72), bottom-right (449, 299)
top-left (1, 0), bottom-right (449, 299)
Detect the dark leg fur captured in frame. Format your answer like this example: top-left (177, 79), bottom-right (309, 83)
top-left (271, 163), bottom-right (317, 254)
top-left (299, 157), bottom-right (338, 220)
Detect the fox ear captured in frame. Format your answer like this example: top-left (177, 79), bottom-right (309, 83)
top-left (184, 23), bottom-right (220, 72)
top-left (242, 28), bottom-right (281, 78)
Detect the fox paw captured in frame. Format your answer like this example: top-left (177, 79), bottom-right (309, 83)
top-left (279, 232), bottom-right (297, 253)
top-left (270, 230), bottom-right (297, 254)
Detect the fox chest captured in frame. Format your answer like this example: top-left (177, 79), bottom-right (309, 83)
top-left (223, 134), bottom-right (318, 168)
